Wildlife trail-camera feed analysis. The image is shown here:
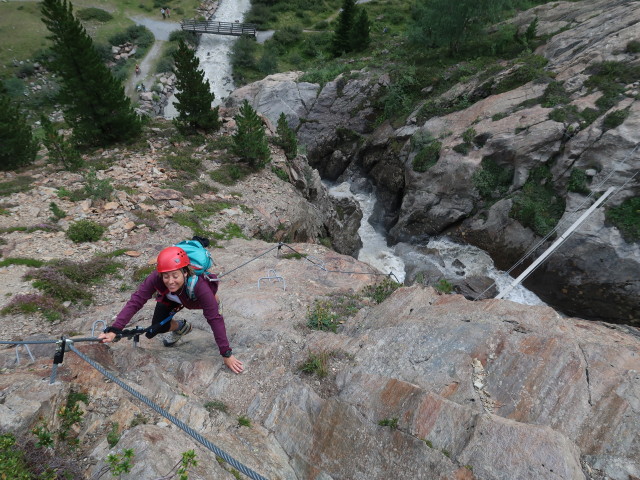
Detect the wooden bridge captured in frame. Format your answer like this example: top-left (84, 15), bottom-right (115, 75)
top-left (180, 20), bottom-right (257, 37)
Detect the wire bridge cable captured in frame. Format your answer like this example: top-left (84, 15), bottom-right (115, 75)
top-left (473, 142), bottom-right (640, 302)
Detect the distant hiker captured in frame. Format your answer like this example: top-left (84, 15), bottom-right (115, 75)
top-left (98, 238), bottom-right (244, 374)
top-left (160, 7), bottom-right (166, 19)
top-left (165, 7), bottom-right (170, 17)
top-left (135, 63), bottom-right (140, 75)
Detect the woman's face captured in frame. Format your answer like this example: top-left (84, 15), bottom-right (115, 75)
top-left (161, 269), bottom-right (185, 293)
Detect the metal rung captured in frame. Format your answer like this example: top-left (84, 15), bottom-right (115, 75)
top-left (15, 344), bottom-right (35, 364)
top-left (305, 255), bottom-right (327, 272)
top-left (258, 269), bottom-right (286, 291)
top-left (92, 320), bottom-right (107, 337)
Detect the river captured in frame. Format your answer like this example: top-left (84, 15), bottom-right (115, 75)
top-left (328, 181), bottom-right (545, 306)
top-left (160, 2), bottom-right (544, 307)
top-left (164, 0), bottom-right (251, 118)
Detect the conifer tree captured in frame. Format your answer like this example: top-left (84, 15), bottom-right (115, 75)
top-left (0, 88), bottom-right (38, 171)
top-left (275, 113), bottom-right (297, 160)
top-left (41, 0), bottom-right (141, 147)
top-left (172, 39), bottom-right (221, 134)
top-left (331, 0), bottom-right (357, 57)
top-left (352, 9), bottom-right (371, 52)
top-left (40, 115), bottom-right (84, 171)
top-left (232, 100), bottom-right (270, 168)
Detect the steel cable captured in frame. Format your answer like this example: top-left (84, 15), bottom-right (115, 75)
top-left (67, 343), bottom-right (268, 480)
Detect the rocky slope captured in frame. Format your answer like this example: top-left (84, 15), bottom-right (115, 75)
top-left (0, 118), bottom-right (638, 479)
top-left (226, 0), bottom-right (640, 326)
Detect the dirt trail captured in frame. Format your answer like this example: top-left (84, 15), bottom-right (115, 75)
top-left (125, 40), bottom-right (164, 97)
top-left (124, 16), bottom-right (180, 97)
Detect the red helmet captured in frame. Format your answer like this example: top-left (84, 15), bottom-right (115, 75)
top-left (157, 246), bottom-right (190, 272)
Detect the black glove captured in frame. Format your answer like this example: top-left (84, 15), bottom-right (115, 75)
top-left (145, 326), bottom-right (158, 339)
top-left (103, 326), bottom-right (122, 335)
top-left (192, 235), bottom-right (210, 248)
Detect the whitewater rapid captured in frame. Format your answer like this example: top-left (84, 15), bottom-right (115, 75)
top-left (165, 0), bottom-right (251, 118)
top-left (328, 181), bottom-right (546, 306)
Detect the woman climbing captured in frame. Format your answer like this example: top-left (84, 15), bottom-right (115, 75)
top-left (98, 243), bottom-right (244, 374)
top-left (135, 63), bottom-right (141, 75)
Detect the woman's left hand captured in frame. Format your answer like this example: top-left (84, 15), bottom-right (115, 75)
top-left (223, 355), bottom-right (244, 374)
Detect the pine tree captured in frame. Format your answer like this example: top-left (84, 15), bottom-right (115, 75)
top-left (275, 113), bottom-right (297, 160)
top-left (0, 89), bottom-right (38, 171)
top-left (41, 0), bottom-right (141, 147)
top-left (232, 100), bottom-right (270, 168)
top-left (351, 9), bottom-right (371, 52)
top-left (331, 0), bottom-right (357, 57)
top-left (172, 39), bottom-right (221, 135)
top-left (40, 115), bottom-right (84, 171)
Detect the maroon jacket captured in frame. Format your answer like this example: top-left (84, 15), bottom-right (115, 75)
top-left (112, 273), bottom-right (230, 355)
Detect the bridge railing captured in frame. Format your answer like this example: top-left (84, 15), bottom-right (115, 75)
top-left (180, 20), bottom-right (257, 37)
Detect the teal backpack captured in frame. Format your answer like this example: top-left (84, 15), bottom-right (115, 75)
top-left (175, 237), bottom-right (214, 300)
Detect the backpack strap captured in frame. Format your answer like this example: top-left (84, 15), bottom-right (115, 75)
top-left (185, 275), bottom-right (198, 301)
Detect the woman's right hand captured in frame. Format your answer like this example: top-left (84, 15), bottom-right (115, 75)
top-left (98, 332), bottom-right (117, 343)
top-left (223, 355), bottom-right (244, 374)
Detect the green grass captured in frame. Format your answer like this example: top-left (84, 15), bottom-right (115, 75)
top-left (0, 0), bottom-right (202, 79)
top-left (298, 351), bottom-right (330, 378)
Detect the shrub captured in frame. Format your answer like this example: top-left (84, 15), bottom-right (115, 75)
top-left (204, 400), bottom-right (228, 413)
top-left (27, 267), bottom-right (91, 302)
top-left (237, 415), bottom-right (251, 427)
top-left (472, 158), bottom-right (513, 200)
top-left (83, 168), bottom-right (114, 201)
top-left (0, 293), bottom-right (66, 322)
top-left (362, 277), bottom-right (401, 303)
top-left (413, 141), bottom-right (442, 172)
top-left (271, 166), bottom-right (289, 182)
top-left (49, 202), bottom-right (67, 221)
top-left (0, 93), bottom-right (38, 171)
top-left (434, 279), bottom-right (453, 294)
top-left (41, 115), bottom-right (84, 171)
top-left (626, 40), bottom-right (640, 53)
top-left (107, 423), bottom-right (120, 448)
top-left (108, 25), bottom-right (154, 49)
top-left (606, 197), bottom-right (640, 242)
top-left (378, 418), bottom-right (398, 428)
top-left (510, 166), bottom-right (565, 236)
top-left (493, 54), bottom-right (549, 94)
top-left (165, 153), bottom-right (202, 177)
top-left (0, 257), bottom-right (45, 268)
top-left (602, 108), bottom-right (630, 131)
top-left (76, 7), bottom-right (113, 22)
top-left (298, 351), bottom-right (330, 378)
top-left (66, 220), bottom-right (106, 243)
top-left (0, 176), bottom-right (34, 197)
top-left (132, 264), bottom-right (156, 282)
top-left (567, 168), bottom-right (590, 194)
top-left (540, 81), bottom-right (568, 108)
top-left (307, 299), bottom-right (340, 332)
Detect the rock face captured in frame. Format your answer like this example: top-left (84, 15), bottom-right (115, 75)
top-left (228, 0), bottom-right (640, 325)
top-left (2, 275), bottom-right (639, 479)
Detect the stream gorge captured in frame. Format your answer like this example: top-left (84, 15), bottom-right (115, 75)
top-left (163, 0), bottom-right (550, 310)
